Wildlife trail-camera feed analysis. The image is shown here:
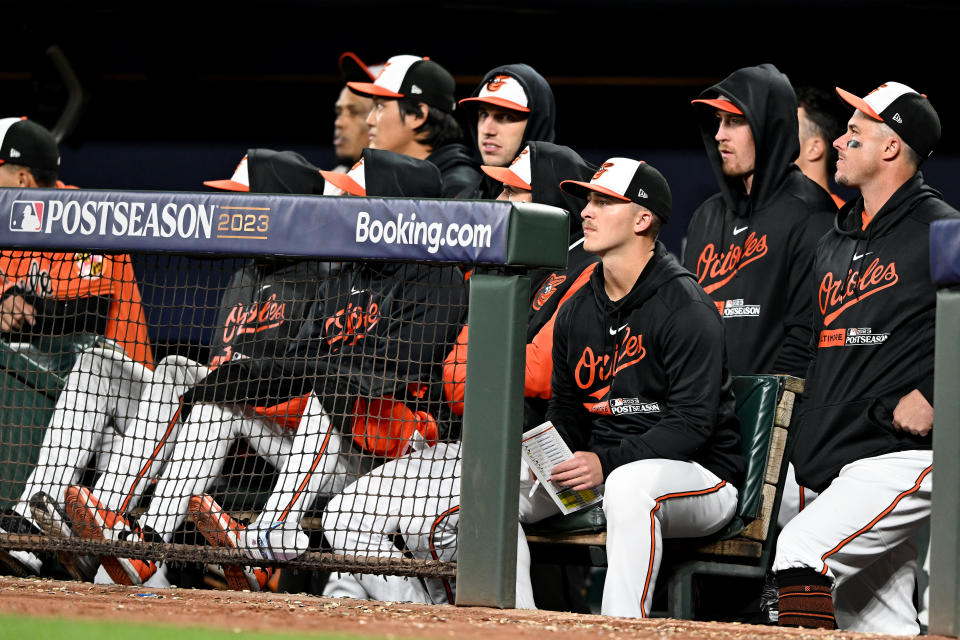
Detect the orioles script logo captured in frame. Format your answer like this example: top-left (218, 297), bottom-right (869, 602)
top-left (696, 232), bottom-right (768, 294)
top-left (532, 273), bottom-right (566, 311)
top-left (818, 257), bottom-right (898, 326)
top-left (325, 300), bottom-right (380, 349)
top-left (575, 327), bottom-right (646, 402)
top-left (222, 294), bottom-right (288, 344)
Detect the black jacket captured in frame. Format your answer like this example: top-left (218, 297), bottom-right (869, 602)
top-left (427, 143), bottom-right (482, 199)
top-left (548, 242), bottom-right (743, 486)
top-left (461, 64), bottom-right (557, 200)
top-left (683, 63), bottom-right (837, 377)
top-left (792, 173), bottom-right (960, 492)
top-left (207, 259), bottom-right (328, 369)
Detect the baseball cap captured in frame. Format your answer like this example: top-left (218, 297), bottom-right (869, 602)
top-left (338, 51), bottom-right (384, 84)
top-left (690, 95), bottom-right (743, 115)
top-left (460, 74), bottom-right (531, 113)
top-left (320, 148), bottom-right (443, 199)
top-left (347, 54), bottom-right (457, 114)
top-left (205, 149), bottom-right (334, 194)
top-left (205, 155), bottom-right (251, 191)
top-left (481, 145), bottom-right (532, 190)
top-left (560, 158), bottom-right (672, 223)
top-left (319, 158), bottom-right (367, 196)
top-left (0, 117), bottom-right (60, 172)
top-left (835, 82), bottom-right (941, 159)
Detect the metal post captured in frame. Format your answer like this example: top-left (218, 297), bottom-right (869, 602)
top-left (930, 288), bottom-right (960, 636)
top-left (456, 274), bottom-right (529, 608)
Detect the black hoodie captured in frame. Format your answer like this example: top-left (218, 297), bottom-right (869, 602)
top-left (185, 151), bottom-right (468, 439)
top-left (461, 64), bottom-right (557, 199)
top-left (791, 173), bottom-right (959, 492)
top-left (683, 64), bottom-right (837, 378)
top-left (548, 242), bottom-right (743, 486)
top-left (426, 143), bottom-right (482, 198)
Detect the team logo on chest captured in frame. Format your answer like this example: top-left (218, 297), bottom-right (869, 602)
top-left (222, 294), bottom-right (288, 344)
top-left (575, 326), bottom-right (646, 405)
top-left (818, 257), bottom-right (898, 326)
top-left (324, 299), bottom-right (380, 350)
top-left (695, 232), bottom-right (768, 294)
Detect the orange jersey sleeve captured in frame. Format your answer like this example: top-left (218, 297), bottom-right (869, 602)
top-left (0, 251), bottom-right (154, 369)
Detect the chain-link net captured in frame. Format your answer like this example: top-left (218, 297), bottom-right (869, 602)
top-left (0, 251), bottom-right (467, 590)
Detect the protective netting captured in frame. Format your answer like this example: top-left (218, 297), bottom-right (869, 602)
top-left (0, 251), bottom-right (468, 590)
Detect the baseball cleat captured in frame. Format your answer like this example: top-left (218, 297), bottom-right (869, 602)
top-left (29, 491), bottom-right (99, 582)
top-left (188, 494), bottom-right (272, 591)
top-left (64, 485), bottom-right (157, 586)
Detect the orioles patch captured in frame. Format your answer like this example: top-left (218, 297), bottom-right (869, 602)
top-left (532, 273), bottom-right (566, 311)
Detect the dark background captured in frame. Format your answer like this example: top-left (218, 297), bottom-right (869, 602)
top-left (4, 0), bottom-right (959, 344)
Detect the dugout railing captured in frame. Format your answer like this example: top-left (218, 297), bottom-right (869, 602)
top-left (0, 187), bottom-right (568, 607)
top-left (930, 218), bottom-right (960, 637)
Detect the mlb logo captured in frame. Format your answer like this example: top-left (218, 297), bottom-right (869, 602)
top-left (10, 201), bottom-right (44, 232)
top-left (848, 328), bottom-right (859, 336)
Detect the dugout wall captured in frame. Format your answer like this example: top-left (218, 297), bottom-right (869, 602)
top-left (0, 188), bottom-right (568, 608)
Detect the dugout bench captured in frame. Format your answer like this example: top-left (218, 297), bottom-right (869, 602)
top-left (523, 374), bottom-right (803, 620)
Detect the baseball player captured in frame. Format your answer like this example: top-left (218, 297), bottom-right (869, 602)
top-left (773, 82), bottom-right (956, 634)
top-left (795, 85), bottom-right (847, 209)
top-left (458, 64), bottom-right (556, 199)
top-left (0, 117), bottom-right (153, 367)
top-left (332, 52), bottom-right (378, 171)
top-left (685, 64), bottom-right (837, 379)
top-left (517, 159), bottom-right (743, 618)
top-left (321, 142), bottom-right (599, 606)
top-left (347, 54), bottom-right (481, 197)
top-left (0, 149), bottom-right (331, 582)
top-left (65, 150), bottom-right (467, 592)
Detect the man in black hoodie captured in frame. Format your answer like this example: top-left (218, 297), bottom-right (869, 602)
top-left (772, 83), bottom-right (958, 634)
top-left (320, 141), bottom-right (595, 607)
top-left (346, 54), bottom-right (481, 198)
top-left (517, 159), bottom-right (744, 618)
top-left (458, 64), bottom-right (557, 199)
top-left (685, 64), bottom-right (837, 378)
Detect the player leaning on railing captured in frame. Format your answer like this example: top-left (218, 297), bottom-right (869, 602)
top-left (61, 149), bottom-right (468, 591)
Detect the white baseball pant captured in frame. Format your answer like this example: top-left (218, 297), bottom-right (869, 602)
top-left (322, 441), bottom-right (462, 604)
top-left (134, 394), bottom-right (353, 556)
top-left (773, 449), bottom-right (931, 635)
top-left (776, 462), bottom-right (819, 530)
top-left (517, 458), bottom-right (738, 618)
top-left (15, 346), bottom-right (207, 522)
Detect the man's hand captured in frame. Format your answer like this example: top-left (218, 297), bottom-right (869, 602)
top-left (892, 389), bottom-right (933, 437)
top-left (549, 451), bottom-right (603, 491)
top-left (0, 295), bottom-right (36, 332)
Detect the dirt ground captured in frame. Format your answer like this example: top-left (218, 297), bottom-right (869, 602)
top-left (0, 576), bottom-right (942, 640)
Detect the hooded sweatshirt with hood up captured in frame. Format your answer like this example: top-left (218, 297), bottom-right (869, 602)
top-left (442, 141), bottom-right (597, 426)
top-left (549, 242), bottom-right (744, 486)
top-left (791, 173), bottom-right (959, 492)
top-left (683, 63), bottom-right (837, 378)
top-left (460, 64), bottom-right (557, 200)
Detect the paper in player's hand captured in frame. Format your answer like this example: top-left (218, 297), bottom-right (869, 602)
top-left (521, 421), bottom-right (603, 515)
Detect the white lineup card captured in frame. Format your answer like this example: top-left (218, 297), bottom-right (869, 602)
top-left (521, 421), bottom-right (603, 515)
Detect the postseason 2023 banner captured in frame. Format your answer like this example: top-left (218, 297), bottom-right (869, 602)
top-left (0, 189), bottom-right (512, 264)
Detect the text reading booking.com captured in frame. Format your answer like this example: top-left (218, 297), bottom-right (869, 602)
top-left (355, 211), bottom-right (493, 255)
